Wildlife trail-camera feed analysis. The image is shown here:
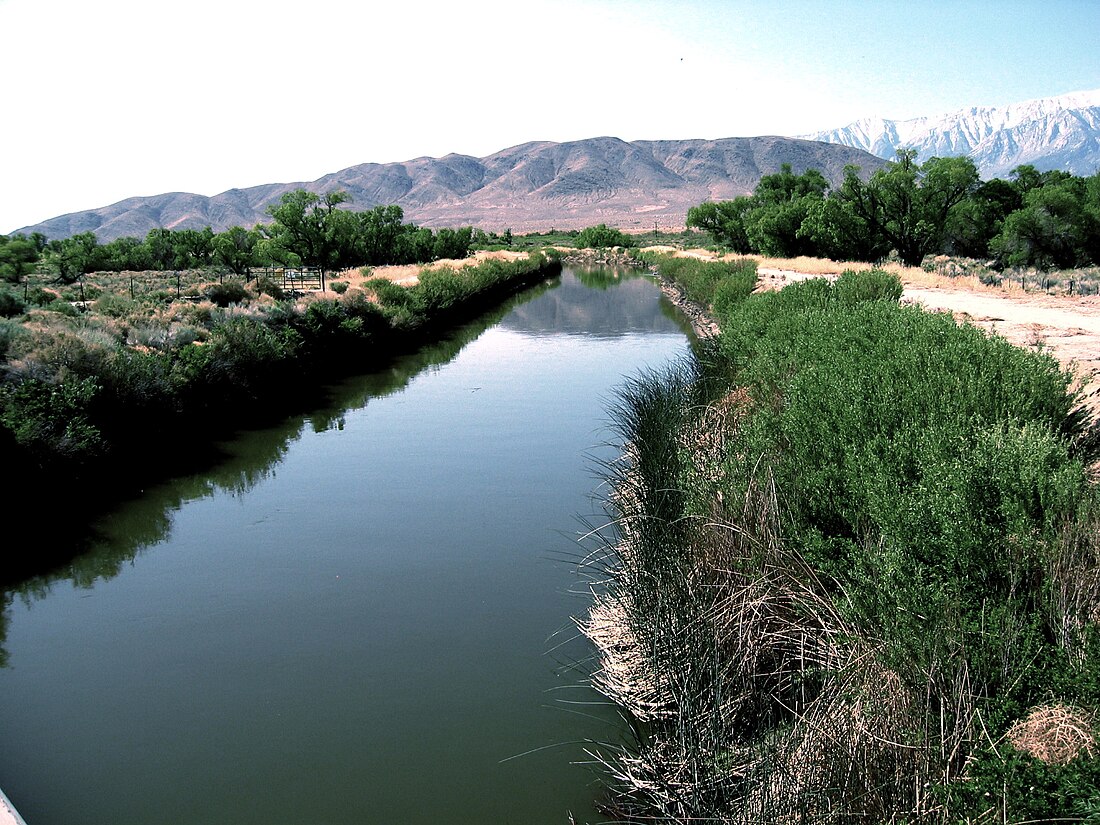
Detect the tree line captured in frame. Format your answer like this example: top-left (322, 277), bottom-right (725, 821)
top-left (687, 151), bottom-right (1100, 269)
top-left (0, 190), bottom-right (501, 286)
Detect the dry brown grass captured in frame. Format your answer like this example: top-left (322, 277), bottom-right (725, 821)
top-left (1007, 704), bottom-right (1096, 765)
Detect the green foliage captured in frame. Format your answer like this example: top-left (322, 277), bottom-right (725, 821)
top-left (991, 169), bottom-right (1100, 270)
top-left (0, 290), bottom-right (26, 318)
top-left (945, 745), bottom-right (1100, 821)
top-left (833, 267), bottom-right (903, 304)
top-left (686, 199), bottom-right (754, 250)
top-left (0, 234), bottom-right (43, 284)
top-left (575, 223), bottom-right (636, 249)
top-left (592, 266), bottom-right (1100, 822)
top-left (202, 281), bottom-right (248, 307)
top-left (212, 226), bottom-right (260, 275)
top-left (648, 254), bottom-right (757, 310)
top-left (45, 232), bottom-right (102, 283)
top-left (0, 375), bottom-right (104, 463)
top-left (92, 293), bottom-right (139, 318)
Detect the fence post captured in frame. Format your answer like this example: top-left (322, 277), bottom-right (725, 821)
top-left (177, 272), bottom-right (181, 298)
top-left (130, 276), bottom-right (134, 300)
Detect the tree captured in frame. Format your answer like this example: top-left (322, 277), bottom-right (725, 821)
top-left (266, 189), bottom-right (353, 274)
top-left (0, 234), bottom-right (42, 284)
top-left (213, 226), bottom-right (261, 275)
top-left (172, 227), bottom-right (215, 269)
top-left (144, 228), bottom-right (178, 270)
top-left (830, 151), bottom-right (979, 266)
top-left (355, 205), bottom-right (406, 265)
top-left (432, 227), bottom-right (473, 260)
top-left (45, 232), bottom-right (103, 282)
top-left (100, 236), bottom-right (152, 271)
top-left (686, 198), bottom-right (753, 251)
top-left (943, 178), bottom-right (1021, 258)
top-left (575, 223), bottom-right (635, 248)
top-left (991, 176), bottom-right (1100, 270)
top-left (742, 165), bottom-right (829, 257)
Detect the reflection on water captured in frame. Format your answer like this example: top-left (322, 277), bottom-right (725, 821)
top-left (2, 279), bottom-right (559, 609)
top-left (505, 266), bottom-right (691, 337)
top-left (0, 267), bottom-right (691, 825)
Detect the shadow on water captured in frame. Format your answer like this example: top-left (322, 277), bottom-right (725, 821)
top-left (0, 267), bottom-right (687, 667)
top-left (0, 278), bottom-right (554, 658)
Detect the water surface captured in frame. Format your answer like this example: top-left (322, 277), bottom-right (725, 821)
top-left (0, 267), bottom-right (691, 824)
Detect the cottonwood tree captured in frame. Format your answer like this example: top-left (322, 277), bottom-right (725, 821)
top-left (45, 232), bottom-right (102, 282)
top-left (0, 233), bottom-right (44, 284)
top-left (831, 150), bottom-right (980, 266)
top-left (265, 189), bottom-right (353, 274)
top-left (213, 226), bottom-right (262, 275)
top-left (686, 198), bottom-right (754, 251)
top-left (991, 174), bottom-right (1100, 269)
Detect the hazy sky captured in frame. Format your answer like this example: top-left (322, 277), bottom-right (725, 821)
top-left (3, 0), bottom-right (1099, 234)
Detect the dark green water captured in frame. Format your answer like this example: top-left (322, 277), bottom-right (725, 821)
top-left (0, 267), bottom-right (691, 825)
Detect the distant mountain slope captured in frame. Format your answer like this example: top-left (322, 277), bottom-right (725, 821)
top-left (802, 89), bottom-right (1100, 179)
top-left (15, 136), bottom-right (885, 241)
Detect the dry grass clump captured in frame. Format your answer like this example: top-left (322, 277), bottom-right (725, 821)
top-left (1007, 704), bottom-right (1096, 765)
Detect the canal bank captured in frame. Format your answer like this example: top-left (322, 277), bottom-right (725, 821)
top-left (0, 789), bottom-right (27, 825)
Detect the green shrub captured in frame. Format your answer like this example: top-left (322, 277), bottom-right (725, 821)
top-left (93, 293), bottom-right (139, 318)
top-left (0, 291), bottom-right (25, 318)
top-left (203, 281), bottom-right (248, 307)
top-left (417, 268), bottom-right (466, 312)
top-left (0, 319), bottom-right (23, 360)
top-left (44, 299), bottom-right (79, 317)
top-left (590, 268), bottom-right (1100, 822)
top-left (834, 267), bottom-right (903, 304)
top-left (330, 281), bottom-right (349, 295)
top-left (650, 254), bottom-right (758, 312)
top-left (25, 287), bottom-right (58, 307)
top-left (575, 224), bottom-right (636, 248)
top-left (0, 375), bottom-right (104, 462)
top-left (202, 316), bottom-right (300, 397)
top-left (251, 276), bottom-right (284, 301)
top-left (366, 278), bottom-right (414, 308)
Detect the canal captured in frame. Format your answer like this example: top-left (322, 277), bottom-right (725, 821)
top-left (0, 266), bottom-right (692, 824)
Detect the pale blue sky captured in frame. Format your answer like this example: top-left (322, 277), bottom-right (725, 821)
top-left (2, 0), bottom-right (1098, 233)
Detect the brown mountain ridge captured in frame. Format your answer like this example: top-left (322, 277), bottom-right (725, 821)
top-left (16, 136), bottom-right (886, 241)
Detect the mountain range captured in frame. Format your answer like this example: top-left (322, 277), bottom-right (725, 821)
top-left (803, 89), bottom-right (1100, 179)
top-left (15, 137), bottom-right (884, 242)
top-left (17, 90), bottom-right (1100, 243)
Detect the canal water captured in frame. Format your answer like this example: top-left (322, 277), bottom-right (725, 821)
top-left (0, 267), bottom-right (692, 825)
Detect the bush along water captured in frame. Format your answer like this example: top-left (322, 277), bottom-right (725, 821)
top-left (0, 252), bottom-right (559, 574)
top-left (581, 258), bottom-right (1100, 822)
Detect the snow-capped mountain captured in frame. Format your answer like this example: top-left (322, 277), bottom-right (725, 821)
top-left (803, 89), bottom-right (1100, 179)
